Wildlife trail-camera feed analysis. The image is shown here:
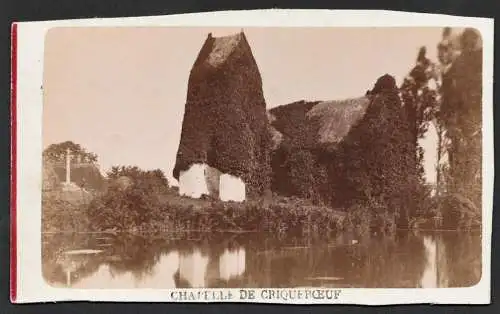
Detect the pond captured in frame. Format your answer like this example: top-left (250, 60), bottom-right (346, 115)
top-left (42, 230), bottom-right (481, 289)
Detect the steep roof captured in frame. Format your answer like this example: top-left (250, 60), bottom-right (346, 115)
top-left (306, 97), bottom-right (371, 145)
top-left (268, 96), bottom-right (370, 149)
top-left (206, 33), bottom-right (243, 67)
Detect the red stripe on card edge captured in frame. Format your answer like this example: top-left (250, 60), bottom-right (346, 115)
top-left (10, 22), bottom-right (17, 303)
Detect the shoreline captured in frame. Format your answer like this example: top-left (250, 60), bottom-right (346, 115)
top-left (42, 186), bottom-right (480, 236)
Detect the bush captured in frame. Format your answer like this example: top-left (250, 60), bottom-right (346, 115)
top-left (342, 198), bottom-right (398, 236)
top-left (87, 184), bottom-right (162, 232)
top-left (42, 193), bottom-right (90, 232)
top-left (66, 183), bottom-right (347, 235)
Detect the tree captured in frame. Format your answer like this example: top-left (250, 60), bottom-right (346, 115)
top-left (435, 28), bottom-right (482, 227)
top-left (107, 166), bottom-right (170, 192)
top-left (43, 141), bottom-right (98, 163)
top-left (287, 149), bottom-right (318, 201)
top-left (399, 46), bottom-right (442, 219)
top-left (400, 47), bottom-right (440, 174)
top-left (88, 166), bottom-right (170, 231)
top-left (338, 74), bottom-right (416, 226)
top-left (42, 141), bottom-right (104, 191)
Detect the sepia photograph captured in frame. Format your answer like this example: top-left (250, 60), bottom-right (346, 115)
top-left (11, 9), bottom-right (494, 304)
top-left (40, 25), bottom-right (483, 289)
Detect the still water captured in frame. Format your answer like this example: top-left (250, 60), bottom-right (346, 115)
top-left (42, 231), bottom-right (481, 289)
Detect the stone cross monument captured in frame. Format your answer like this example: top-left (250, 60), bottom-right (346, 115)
top-left (65, 147), bottom-right (71, 184)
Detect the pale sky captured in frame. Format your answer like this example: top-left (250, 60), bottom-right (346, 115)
top-left (43, 27), bottom-right (443, 185)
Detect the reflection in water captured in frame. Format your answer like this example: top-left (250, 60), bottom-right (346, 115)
top-left (219, 247), bottom-right (246, 281)
top-left (56, 253), bottom-right (97, 287)
top-left (58, 251), bottom-right (181, 289)
top-left (178, 249), bottom-right (210, 288)
top-left (420, 236), bottom-right (437, 288)
top-left (42, 231), bottom-right (481, 289)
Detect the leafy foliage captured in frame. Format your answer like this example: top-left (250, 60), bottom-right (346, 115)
top-left (42, 160), bottom-right (60, 191)
top-left (107, 166), bottom-right (169, 192)
top-left (86, 166), bottom-right (170, 231)
top-left (43, 141), bottom-right (98, 163)
top-left (438, 28), bottom-right (482, 217)
top-left (43, 29), bottom-right (483, 234)
top-left (42, 192), bottom-right (91, 232)
top-left (338, 76), bottom-right (417, 226)
top-left (173, 32), bottom-right (271, 196)
top-left (51, 175), bottom-right (348, 235)
top-left (42, 141), bottom-right (105, 191)
top-left (269, 75), bottom-right (419, 228)
top-left (397, 47), bottom-right (442, 221)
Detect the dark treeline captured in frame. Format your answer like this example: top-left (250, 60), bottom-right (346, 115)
top-left (267, 28), bottom-right (482, 231)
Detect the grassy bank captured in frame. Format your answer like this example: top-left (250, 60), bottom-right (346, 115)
top-left (145, 194), bottom-right (346, 235)
top-left (42, 188), bottom-right (349, 235)
top-left (42, 181), bottom-right (480, 236)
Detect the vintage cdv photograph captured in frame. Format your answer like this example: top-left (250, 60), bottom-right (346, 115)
top-left (11, 10), bottom-right (494, 304)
